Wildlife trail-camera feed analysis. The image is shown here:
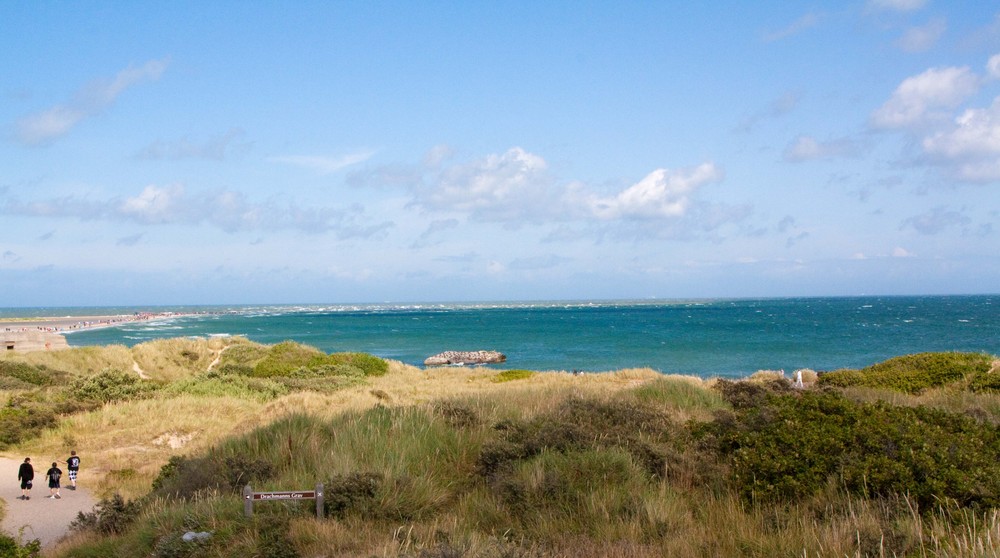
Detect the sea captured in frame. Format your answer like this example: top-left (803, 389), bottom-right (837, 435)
top-left (3, 295), bottom-right (997, 379)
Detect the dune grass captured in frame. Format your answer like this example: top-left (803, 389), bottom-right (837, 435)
top-left (3, 343), bottom-right (1000, 557)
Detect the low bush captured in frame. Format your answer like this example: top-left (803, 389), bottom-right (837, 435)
top-left (325, 472), bottom-right (384, 518)
top-left (252, 341), bottom-right (326, 377)
top-left (700, 387), bottom-right (1000, 509)
top-left (0, 396), bottom-right (59, 448)
top-left (0, 529), bottom-right (41, 557)
top-left (70, 493), bottom-right (141, 535)
top-left (819, 352), bottom-right (992, 393)
top-left (326, 352), bottom-right (388, 377)
top-left (477, 396), bottom-right (688, 489)
top-left (163, 371), bottom-right (288, 400)
top-left (217, 342), bottom-right (270, 368)
top-left (493, 369), bottom-right (534, 383)
top-left (151, 452), bottom-right (278, 500)
top-left (150, 455), bottom-right (226, 500)
top-left (68, 368), bottom-right (159, 403)
top-left (247, 342), bottom-right (388, 378)
top-left (433, 401), bottom-right (480, 428)
top-left (0, 361), bottom-right (65, 388)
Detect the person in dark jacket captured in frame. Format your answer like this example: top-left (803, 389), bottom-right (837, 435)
top-left (17, 457), bottom-right (33, 500)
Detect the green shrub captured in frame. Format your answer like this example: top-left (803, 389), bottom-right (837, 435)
top-left (476, 397), bottom-right (683, 485)
top-left (0, 398), bottom-right (58, 448)
top-left (493, 369), bottom-right (534, 383)
top-left (68, 368), bottom-right (159, 403)
top-left (248, 342), bottom-right (387, 378)
top-left (700, 389), bottom-right (1000, 509)
top-left (0, 361), bottom-right (65, 388)
top-left (216, 342), bottom-right (270, 368)
top-left (276, 376), bottom-right (365, 394)
top-left (433, 401), bottom-right (480, 428)
top-left (151, 453), bottom-right (277, 500)
top-left (819, 352), bottom-right (992, 393)
top-left (326, 352), bottom-right (388, 377)
top-left (224, 456), bottom-right (275, 490)
top-left (325, 472), bottom-right (384, 518)
top-left (251, 341), bottom-right (327, 377)
top-left (0, 529), bottom-right (41, 557)
top-left (149, 455), bottom-right (226, 500)
top-left (213, 362), bottom-right (255, 376)
top-left (70, 493), bottom-right (141, 535)
top-left (163, 371), bottom-right (288, 400)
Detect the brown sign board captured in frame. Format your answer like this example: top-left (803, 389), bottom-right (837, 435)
top-left (251, 491), bottom-right (316, 500)
top-left (243, 483), bottom-right (325, 519)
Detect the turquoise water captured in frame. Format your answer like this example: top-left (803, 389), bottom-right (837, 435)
top-left (4, 296), bottom-right (997, 378)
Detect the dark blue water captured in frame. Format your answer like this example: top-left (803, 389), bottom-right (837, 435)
top-left (4, 296), bottom-right (997, 378)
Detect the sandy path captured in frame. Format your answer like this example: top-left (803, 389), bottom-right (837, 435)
top-left (0, 457), bottom-right (96, 548)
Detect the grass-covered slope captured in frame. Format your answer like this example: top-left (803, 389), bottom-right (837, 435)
top-left (4, 346), bottom-right (1000, 557)
top-left (819, 351), bottom-right (997, 393)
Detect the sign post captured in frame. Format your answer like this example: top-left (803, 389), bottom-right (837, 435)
top-left (243, 483), bottom-right (325, 519)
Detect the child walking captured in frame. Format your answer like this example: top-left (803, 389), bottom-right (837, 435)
top-left (66, 450), bottom-right (80, 490)
top-left (46, 462), bottom-right (62, 499)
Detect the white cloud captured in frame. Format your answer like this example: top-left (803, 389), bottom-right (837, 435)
top-left (783, 135), bottom-right (857, 162)
top-left (354, 147), bottom-right (739, 238)
top-left (762, 13), bottom-right (821, 43)
top-left (15, 58), bottom-right (169, 146)
top-left (417, 147), bottom-right (552, 219)
top-left (581, 164), bottom-right (724, 220)
top-left (269, 149), bottom-right (375, 174)
top-left (922, 96), bottom-right (1000, 181)
top-left (120, 184), bottom-right (186, 224)
top-left (988, 54), bottom-right (1000, 79)
top-left (423, 144), bottom-right (455, 167)
top-left (895, 18), bottom-right (946, 53)
top-left (1, 183), bottom-right (392, 237)
top-left (892, 247), bottom-right (915, 257)
top-left (867, 0), bottom-right (926, 12)
top-left (870, 66), bottom-right (980, 129)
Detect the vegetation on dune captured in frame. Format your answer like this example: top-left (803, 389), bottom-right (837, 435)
top-left (4, 345), bottom-right (1000, 556)
top-left (819, 351), bottom-right (996, 393)
top-left (215, 340), bottom-right (388, 379)
top-left (492, 369), bottom-right (535, 382)
top-left (704, 380), bottom-right (1000, 509)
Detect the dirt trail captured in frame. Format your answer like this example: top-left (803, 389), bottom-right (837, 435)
top-left (0, 457), bottom-right (96, 548)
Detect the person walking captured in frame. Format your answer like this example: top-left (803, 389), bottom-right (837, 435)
top-left (65, 450), bottom-right (80, 490)
top-left (17, 457), bottom-right (33, 500)
top-left (45, 462), bottom-right (62, 499)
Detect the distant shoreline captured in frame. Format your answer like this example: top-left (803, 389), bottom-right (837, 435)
top-left (0, 312), bottom-right (188, 335)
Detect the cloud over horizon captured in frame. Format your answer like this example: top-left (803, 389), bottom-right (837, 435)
top-left (14, 58), bottom-right (169, 146)
top-left (870, 54), bottom-right (1000, 183)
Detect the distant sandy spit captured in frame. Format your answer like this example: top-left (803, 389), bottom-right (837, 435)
top-left (0, 312), bottom-right (185, 334)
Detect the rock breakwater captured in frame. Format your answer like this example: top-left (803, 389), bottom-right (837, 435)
top-left (424, 350), bottom-right (506, 366)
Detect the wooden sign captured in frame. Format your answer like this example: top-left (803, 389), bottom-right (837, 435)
top-left (243, 484), bottom-right (325, 518)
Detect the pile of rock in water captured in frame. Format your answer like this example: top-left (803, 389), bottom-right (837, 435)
top-left (424, 350), bottom-right (506, 366)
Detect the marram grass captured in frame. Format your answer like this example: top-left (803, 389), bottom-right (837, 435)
top-left (2, 343), bottom-right (1000, 557)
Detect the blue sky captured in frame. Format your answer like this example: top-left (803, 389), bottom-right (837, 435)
top-left (2, 1), bottom-right (999, 306)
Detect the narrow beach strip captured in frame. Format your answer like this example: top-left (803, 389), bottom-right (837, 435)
top-left (0, 312), bottom-right (186, 334)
